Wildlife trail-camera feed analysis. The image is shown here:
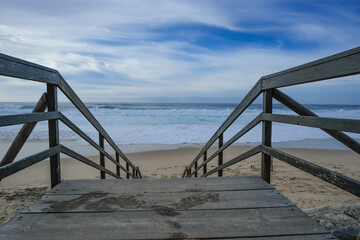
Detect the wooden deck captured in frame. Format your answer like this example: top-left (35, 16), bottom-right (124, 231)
top-left (0, 176), bottom-right (334, 239)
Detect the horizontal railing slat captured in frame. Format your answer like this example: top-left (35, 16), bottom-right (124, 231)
top-left (262, 113), bottom-right (360, 133)
top-left (59, 114), bottom-right (134, 177)
top-left (189, 80), bottom-right (262, 168)
top-left (58, 76), bottom-right (137, 170)
top-left (60, 145), bottom-right (121, 179)
top-left (0, 112), bottom-right (60, 127)
top-left (261, 46), bottom-right (360, 89)
top-left (0, 53), bottom-right (59, 84)
top-left (273, 89), bottom-right (360, 154)
top-left (202, 145), bottom-right (262, 177)
top-left (192, 114), bottom-right (262, 176)
top-left (0, 93), bottom-right (48, 167)
top-left (0, 146), bottom-right (60, 180)
top-left (261, 145), bottom-right (360, 197)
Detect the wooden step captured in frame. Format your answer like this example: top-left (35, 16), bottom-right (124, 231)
top-left (0, 176), bottom-right (334, 239)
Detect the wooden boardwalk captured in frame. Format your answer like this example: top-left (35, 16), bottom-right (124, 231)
top-left (0, 176), bottom-right (334, 239)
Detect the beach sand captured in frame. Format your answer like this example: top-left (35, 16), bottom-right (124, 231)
top-left (1, 144), bottom-right (359, 226)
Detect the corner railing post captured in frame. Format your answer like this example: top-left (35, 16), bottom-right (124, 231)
top-left (261, 89), bottom-right (273, 183)
top-left (218, 133), bottom-right (223, 177)
top-left (47, 84), bottom-right (61, 188)
top-left (116, 152), bottom-right (120, 177)
top-left (99, 133), bottom-right (105, 179)
top-left (203, 150), bottom-right (207, 175)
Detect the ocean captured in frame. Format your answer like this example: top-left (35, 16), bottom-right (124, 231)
top-left (0, 103), bottom-right (359, 147)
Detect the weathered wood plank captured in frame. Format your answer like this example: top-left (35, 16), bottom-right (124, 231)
top-left (0, 112), bottom-right (60, 127)
top-left (261, 90), bottom-right (272, 183)
top-left (0, 53), bottom-right (59, 84)
top-left (58, 76), bottom-right (137, 171)
top-left (60, 145), bottom-right (120, 179)
top-left (24, 189), bottom-right (293, 213)
top-left (261, 46), bottom-right (360, 89)
top-left (47, 84), bottom-right (61, 188)
top-left (193, 114), bottom-right (261, 175)
top-left (202, 145), bottom-right (261, 177)
top-left (189, 80), bottom-right (262, 169)
top-left (218, 133), bottom-right (223, 177)
top-left (273, 89), bottom-right (360, 155)
top-left (60, 114), bottom-right (132, 177)
top-left (0, 93), bottom-right (47, 167)
top-left (261, 145), bottom-right (360, 197)
top-left (48, 176), bottom-right (272, 195)
top-left (203, 150), bottom-right (207, 174)
top-left (0, 146), bottom-right (60, 180)
top-left (99, 133), bottom-right (105, 179)
top-left (0, 207), bottom-right (328, 240)
top-left (262, 113), bottom-right (360, 133)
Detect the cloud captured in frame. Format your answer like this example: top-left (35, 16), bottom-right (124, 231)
top-left (0, 0), bottom-right (359, 103)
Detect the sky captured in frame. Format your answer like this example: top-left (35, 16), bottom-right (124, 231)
top-left (0, 0), bottom-right (359, 104)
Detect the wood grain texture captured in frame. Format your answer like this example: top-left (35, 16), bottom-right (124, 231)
top-left (261, 46), bottom-right (360, 89)
top-left (0, 177), bottom-right (330, 239)
top-left (0, 53), bottom-right (59, 84)
top-left (273, 89), bottom-right (360, 155)
top-left (1, 207), bottom-right (327, 240)
top-left (24, 189), bottom-right (293, 213)
top-left (49, 176), bottom-right (272, 194)
top-left (261, 145), bottom-right (360, 197)
top-left (261, 113), bottom-right (360, 134)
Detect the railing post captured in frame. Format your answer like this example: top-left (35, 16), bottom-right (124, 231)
top-left (218, 133), bottom-right (223, 177)
top-left (261, 89), bottom-right (273, 183)
top-left (126, 162), bottom-right (130, 179)
top-left (99, 133), bottom-right (105, 179)
top-left (203, 150), bottom-right (207, 175)
top-left (132, 168), bottom-right (136, 178)
top-left (194, 161), bottom-right (198, 177)
top-left (116, 152), bottom-right (120, 177)
top-left (187, 167), bottom-right (191, 177)
top-left (47, 84), bottom-right (61, 188)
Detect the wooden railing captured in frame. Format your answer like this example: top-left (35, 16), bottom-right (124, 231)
top-left (183, 47), bottom-right (360, 198)
top-left (0, 53), bottom-right (142, 188)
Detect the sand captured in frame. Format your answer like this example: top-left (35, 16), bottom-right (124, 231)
top-left (1, 144), bottom-right (359, 226)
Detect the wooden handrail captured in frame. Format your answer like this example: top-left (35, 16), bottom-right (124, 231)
top-left (202, 146), bottom-right (262, 177)
top-left (0, 53), bottom-right (59, 84)
top-left (185, 46), bottom-right (360, 198)
top-left (0, 93), bottom-right (48, 167)
top-left (188, 80), bottom-right (262, 169)
top-left (60, 145), bottom-right (121, 179)
top-left (273, 89), bottom-right (360, 155)
top-left (59, 114), bottom-right (133, 176)
top-left (0, 146), bottom-right (60, 180)
top-left (261, 46), bottom-right (360, 89)
top-left (0, 112), bottom-right (60, 127)
top-left (0, 53), bottom-right (141, 184)
top-left (191, 114), bottom-right (262, 176)
top-left (58, 76), bottom-right (137, 170)
top-left (261, 145), bottom-right (360, 197)
top-left (261, 113), bottom-right (360, 133)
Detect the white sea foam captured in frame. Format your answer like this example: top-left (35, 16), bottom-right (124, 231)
top-left (0, 103), bottom-right (359, 145)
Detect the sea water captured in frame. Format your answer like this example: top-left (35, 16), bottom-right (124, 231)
top-left (0, 103), bottom-right (359, 148)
